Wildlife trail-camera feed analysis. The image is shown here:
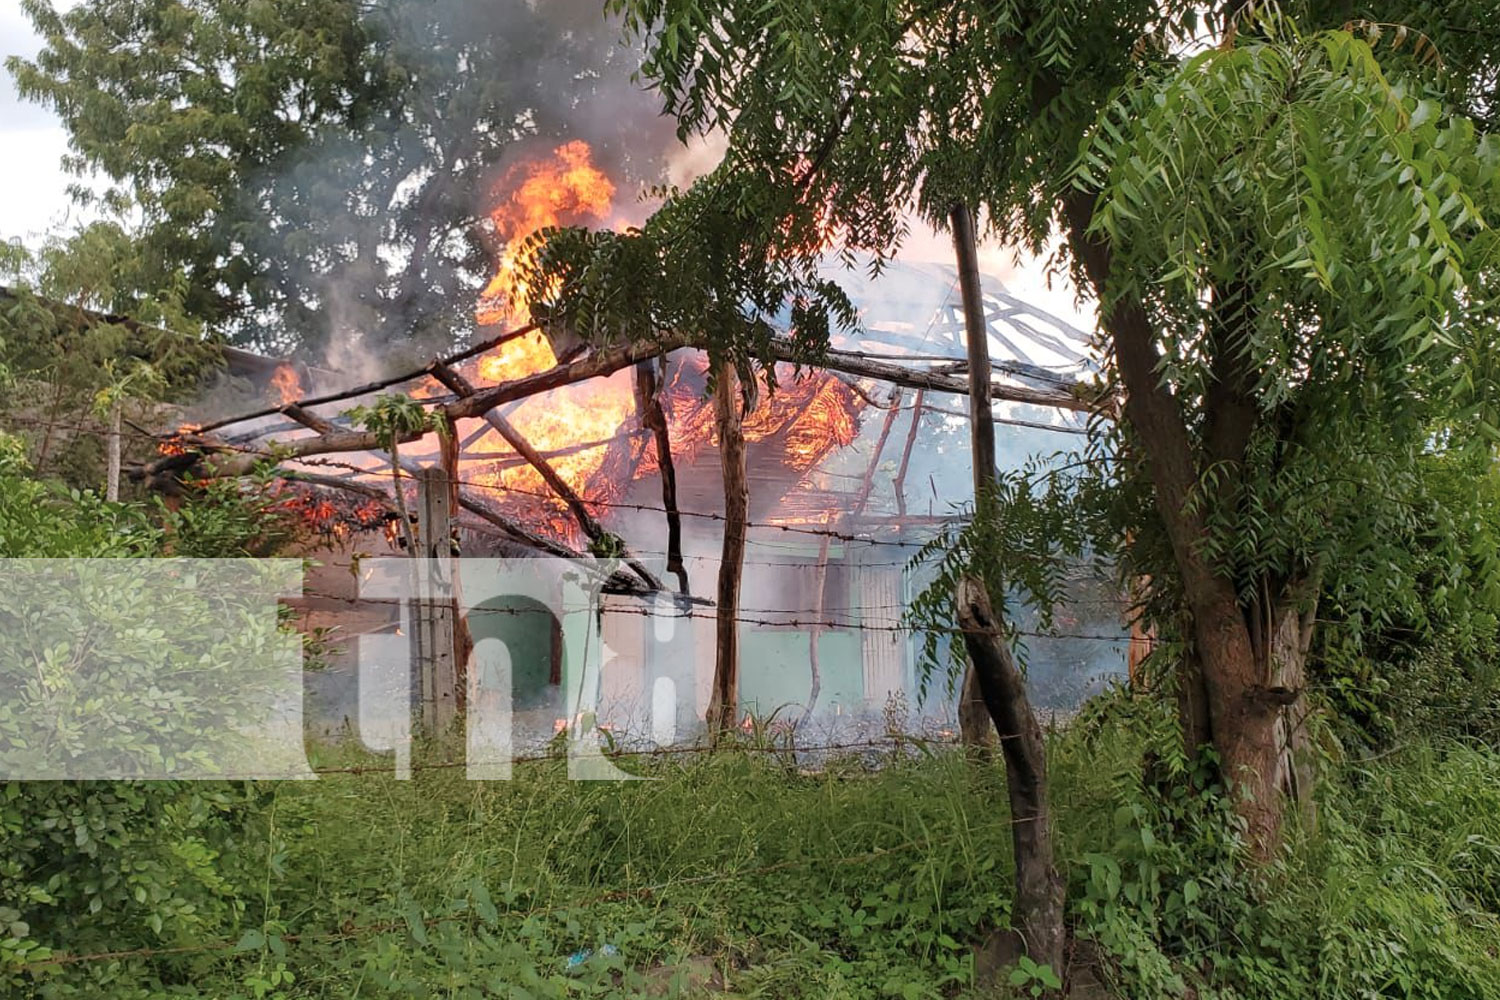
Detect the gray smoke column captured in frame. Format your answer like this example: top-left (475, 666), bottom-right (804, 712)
top-left (233, 0), bottom-right (681, 369)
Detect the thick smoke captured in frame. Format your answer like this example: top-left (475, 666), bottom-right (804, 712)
top-left (235, 0), bottom-right (682, 377)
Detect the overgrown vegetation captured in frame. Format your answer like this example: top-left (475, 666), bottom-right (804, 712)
top-left (6, 0), bottom-right (1500, 996)
top-left (0, 461), bottom-right (1497, 998)
top-left (9, 704), bottom-right (1500, 996)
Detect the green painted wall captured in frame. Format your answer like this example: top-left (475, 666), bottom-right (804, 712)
top-left (467, 595), bottom-right (556, 709)
top-left (738, 626), bottom-right (865, 719)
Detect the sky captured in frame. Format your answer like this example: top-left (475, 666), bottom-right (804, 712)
top-left (0, 0), bottom-right (1094, 333)
top-left (0, 0), bottom-right (88, 245)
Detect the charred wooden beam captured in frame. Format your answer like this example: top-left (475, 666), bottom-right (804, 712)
top-left (282, 403), bottom-right (336, 435)
top-left (136, 333), bottom-right (692, 483)
top-left (852, 387), bottom-right (904, 517)
top-left (431, 361), bottom-right (663, 593)
top-left (190, 323), bottom-right (541, 436)
top-left (893, 389), bottom-right (925, 519)
top-left (635, 358), bottom-right (688, 594)
top-left (765, 336), bottom-right (1097, 413)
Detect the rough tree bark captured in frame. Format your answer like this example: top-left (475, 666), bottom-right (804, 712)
top-left (1062, 188), bottom-right (1305, 858)
top-left (708, 364), bottom-right (748, 738)
top-left (956, 576), bottom-right (1065, 980)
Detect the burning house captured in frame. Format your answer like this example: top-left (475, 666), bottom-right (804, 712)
top-left (139, 141), bottom-right (1129, 745)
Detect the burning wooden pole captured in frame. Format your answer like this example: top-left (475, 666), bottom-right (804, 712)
top-left (135, 333), bottom-right (692, 484)
top-left (428, 361), bottom-right (662, 592)
top-left (708, 363), bottom-right (748, 738)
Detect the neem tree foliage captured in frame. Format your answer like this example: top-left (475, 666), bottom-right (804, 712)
top-left (537, 0), bottom-right (1500, 857)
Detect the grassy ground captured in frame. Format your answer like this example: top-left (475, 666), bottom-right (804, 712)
top-left (17, 717), bottom-right (1500, 999)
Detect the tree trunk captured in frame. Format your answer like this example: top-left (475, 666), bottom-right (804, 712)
top-left (708, 364), bottom-right (748, 738)
top-left (956, 576), bottom-right (1065, 981)
top-left (958, 668), bottom-right (995, 756)
top-left (105, 400), bottom-right (122, 502)
top-left (1063, 187), bottom-right (1290, 859)
top-left (951, 201), bottom-right (999, 753)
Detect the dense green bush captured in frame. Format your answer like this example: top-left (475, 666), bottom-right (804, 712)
top-left (1314, 451), bottom-right (1500, 750)
top-left (0, 441), bottom-right (292, 994)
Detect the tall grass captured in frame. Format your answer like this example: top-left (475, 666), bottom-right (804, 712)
top-left (15, 725), bottom-right (1500, 998)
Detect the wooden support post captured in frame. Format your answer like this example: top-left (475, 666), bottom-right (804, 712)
top-left (635, 359), bottom-right (689, 594)
top-left (853, 387), bottom-right (904, 517)
top-left (893, 390), bottom-right (924, 519)
top-left (412, 466), bottom-right (460, 737)
top-left (439, 416), bottom-right (472, 718)
top-left (798, 533), bottom-right (832, 730)
top-left (950, 202), bottom-right (998, 753)
top-left (956, 576), bottom-right (1065, 980)
top-left (950, 207), bottom-right (1065, 986)
top-left (708, 364), bottom-right (748, 738)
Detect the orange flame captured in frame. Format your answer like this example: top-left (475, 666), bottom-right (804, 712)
top-left (340, 139), bottom-right (871, 545)
top-left (476, 141), bottom-right (615, 329)
top-left (463, 142), bottom-right (632, 522)
top-left (270, 364), bottom-right (301, 405)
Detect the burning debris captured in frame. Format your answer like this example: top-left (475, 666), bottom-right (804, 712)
top-left (269, 363), bottom-right (303, 406)
top-left (355, 139), bottom-right (872, 545)
top-left (269, 482), bottom-right (389, 541)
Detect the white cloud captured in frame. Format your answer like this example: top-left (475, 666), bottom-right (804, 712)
top-left (1, 0), bottom-right (91, 245)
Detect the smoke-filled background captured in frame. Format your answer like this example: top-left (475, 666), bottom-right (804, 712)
top-left (6, 0), bottom-right (687, 370)
top-left (239, 0), bottom-right (684, 366)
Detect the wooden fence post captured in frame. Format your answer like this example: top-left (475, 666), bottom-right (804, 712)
top-left (412, 466), bottom-right (460, 737)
